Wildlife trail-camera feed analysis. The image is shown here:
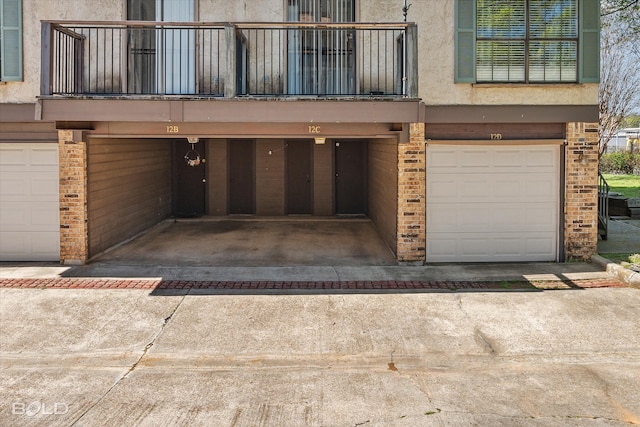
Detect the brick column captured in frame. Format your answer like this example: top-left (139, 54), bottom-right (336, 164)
top-left (564, 122), bottom-right (599, 261)
top-left (59, 130), bottom-right (89, 265)
top-left (396, 123), bottom-right (426, 263)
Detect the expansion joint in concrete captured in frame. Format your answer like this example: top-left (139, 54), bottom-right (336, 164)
top-left (69, 294), bottom-right (186, 426)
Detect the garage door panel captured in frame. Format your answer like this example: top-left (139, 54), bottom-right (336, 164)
top-left (1, 173), bottom-right (58, 201)
top-left (427, 149), bottom-right (459, 168)
top-left (0, 175), bottom-right (27, 195)
top-left (526, 149), bottom-right (556, 167)
top-left (428, 233), bottom-right (556, 262)
top-left (1, 203), bottom-right (59, 231)
top-left (0, 148), bottom-right (27, 166)
top-left (426, 144), bottom-right (559, 262)
top-left (460, 149), bottom-right (491, 167)
top-left (0, 232), bottom-right (59, 261)
top-left (0, 143), bottom-right (60, 261)
top-left (526, 236), bottom-right (556, 256)
top-left (430, 202), bottom-right (556, 232)
top-left (31, 176), bottom-right (59, 197)
top-left (526, 178), bottom-right (556, 198)
top-left (31, 148), bottom-right (59, 166)
top-left (430, 174), bottom-right (555, 203)
top-left (0, 206), bottom-right (29, 228)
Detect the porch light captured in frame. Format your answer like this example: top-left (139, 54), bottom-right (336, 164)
top-left (185, 137), bottom-right (201, 167)
top-left (314, 137), bottom-right (326, 145)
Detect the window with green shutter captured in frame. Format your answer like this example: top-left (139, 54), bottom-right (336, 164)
top-left (455, 0), bottom-right (599, 84)
top-left (0, 0), bottom-right (22, 81)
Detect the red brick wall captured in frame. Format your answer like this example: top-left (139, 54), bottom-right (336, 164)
top-left (564, 122), bottom-right (599, 260)
top-left (396, 123), bottom-right (426, 263)
top-left (58, 130), bottom-right (88, 265)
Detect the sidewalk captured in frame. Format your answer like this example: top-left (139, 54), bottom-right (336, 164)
top-left (595, 217), bottom-right (640, 286)
top-left (0, 261), bottom-right (623, 291)
top-left (1, 279), bottom-right (639, 426)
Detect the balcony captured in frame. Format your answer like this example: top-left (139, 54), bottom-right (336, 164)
top-left (41, 21), bottom-right (418, 99)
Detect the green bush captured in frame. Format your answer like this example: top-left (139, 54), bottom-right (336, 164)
top-left (600, 152), bottom-right (640, 174)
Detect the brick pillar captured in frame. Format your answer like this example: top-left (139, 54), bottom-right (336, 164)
top-left (59, 130), bottom-right (89, 265)
top-left (396, 123), bottom-right (426, 263)
top-left (564, 122), bottom-right (599, 261)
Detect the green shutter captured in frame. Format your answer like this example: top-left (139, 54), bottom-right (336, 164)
top-left (455, 0), bottom-right (476, 83)
top-left (0, 0), bottom-right (22, 81)
top-left (579, 0), bottom-right (599, 83)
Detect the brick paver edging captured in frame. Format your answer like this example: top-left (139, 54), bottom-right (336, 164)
top-left (0, 278), bottom-right (626, 290)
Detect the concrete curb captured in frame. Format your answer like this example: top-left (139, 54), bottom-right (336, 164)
top-left (592, 255), bottom-right (640, 287)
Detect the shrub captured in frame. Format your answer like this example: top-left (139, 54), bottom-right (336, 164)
top-left (600, 152), bottom-right (640, 174)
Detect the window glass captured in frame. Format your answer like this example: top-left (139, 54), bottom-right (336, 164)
top-left (476, 0), bottom-right (578, 83)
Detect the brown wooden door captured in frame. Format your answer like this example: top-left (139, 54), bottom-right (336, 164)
top-left (335, 140), bottom-right (367, 215)
top-left (174, 140), bottom-right (206, 217)
top-left (287, 140), bottom-right (313, 214)
top-left (229, 140), bottom-right (255, 214)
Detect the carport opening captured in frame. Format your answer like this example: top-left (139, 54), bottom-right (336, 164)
top-left (87, 136), bottom-right (399, 265)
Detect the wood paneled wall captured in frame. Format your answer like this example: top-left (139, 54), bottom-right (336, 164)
top-left (313, 141), bottom-right (333, 216)
top-left (87, 138), bottom-right (172, 257)
top-left (207, 139), bottom-right (228, 215)
top-left (256, 139), bottom-right (285, 215)
top-left (368, 138), bottom-right (398, 255)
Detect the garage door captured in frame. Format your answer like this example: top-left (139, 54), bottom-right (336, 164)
top-left (426, 144), bottom-right (559, 262)
top-left (0, 143), bottom-right (60, 261)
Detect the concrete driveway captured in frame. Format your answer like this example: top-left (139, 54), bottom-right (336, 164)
top-left (91, 218), bottom-right (397, 267)
top-left (1, 286), bottom-right (639, 426)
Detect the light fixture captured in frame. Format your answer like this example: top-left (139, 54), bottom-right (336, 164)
top-left (314, 137), bottom-right (326, 145)
top-left (187, 137), bottom-right (199, 144)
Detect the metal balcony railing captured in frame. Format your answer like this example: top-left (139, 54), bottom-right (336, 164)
top-left (598, 171), bottom-right (610, 240)
top-left (41, 21), bottom-right (418, 98)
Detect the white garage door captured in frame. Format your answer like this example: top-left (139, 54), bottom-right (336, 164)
top-left (426, 144), bottom-right (560, 262)
top-left (0, 143), bottom-right (60, 261)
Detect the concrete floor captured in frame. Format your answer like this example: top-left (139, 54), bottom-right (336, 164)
top-left (1, 287), bottom-right (639, 426)
top-left (92, 218), bottom-right (398, 267)
top-left (598, 217), bottom-right (640, 254)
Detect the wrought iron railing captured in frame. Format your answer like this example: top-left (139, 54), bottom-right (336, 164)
top-left (598, 171), bottom-right (610, 240)
top-left (42, 22), bottom-right (225, 96)
top-left (41, 21), bottom-right (418, 98)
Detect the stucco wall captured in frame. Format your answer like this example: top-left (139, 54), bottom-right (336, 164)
top-left (361, 0), bottom-right (598, 106)
top-left (0, 0), bottom-right (124, 103)
top-left (1, 0), bottom-right (598, 106)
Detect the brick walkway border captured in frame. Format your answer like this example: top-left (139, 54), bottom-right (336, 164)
top-left (0, 278), bottom-right (627, 291)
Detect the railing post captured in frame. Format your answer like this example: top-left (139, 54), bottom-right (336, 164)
top-left (75, 36), bottom-right (84, 94)
top-left (405, 23), bottom-right (418, 98)
top-left (40, 22), bottom-right (53, 95)
top-left (225, 24), bottom-right (236, 98)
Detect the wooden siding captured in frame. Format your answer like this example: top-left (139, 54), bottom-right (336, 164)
top-left (368, 138), bottom-right (398, 255)
top-left (0, 122), bottom-right (58, 143)
top-left (207, 139), bottom-right (228, 215)
top-left (87, 138), bottom-right (172, 257)
top-left (314, 141), bottom-right (334, 216)
top-left (256, 139), bottom-right (285, 216)
top-left (425, 123), bottom-right (565, 140)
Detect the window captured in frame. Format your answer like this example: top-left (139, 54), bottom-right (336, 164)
top-left (455, 0), bottom-right (599, 84)
top-left (127, 0), bottom-right (195, 94)
top-left (287, 0), bottom-right (356, 95)
top-left (0, 0), bottom-right (22, 81)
